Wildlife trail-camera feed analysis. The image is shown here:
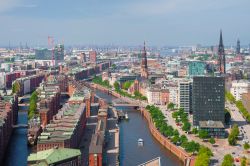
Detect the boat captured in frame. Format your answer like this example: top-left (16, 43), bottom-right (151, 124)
top-left (125, 112), bottom-right (129, 120)
top-left (138, 138), bottom-right (144, 146)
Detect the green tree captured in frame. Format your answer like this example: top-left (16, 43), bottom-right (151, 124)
top-left (225, 91), bottom-right (236, 103)
top-left (12, 81), bottom-right (20, 94)
top-left (114, 81), bottom-right (120, 91)
top-left (122, 80), bottom-right (133, 90)
top-left (225, 109), bottom-right (231, 125)
top-left (241, 157), bottom-right (247, 166)
top-left (244, 143), bottom-right (250, 150)
top-left (195, 146), bottom-right (212, 166)
top-left (228, 124), bottom-right (239, 146)
top-left (167, 102), bottom-right (175, 110)
top-left (192, 128), bottom-right (198, 134)
top-left (182, 121), bottom-right (191, 131)
top-left (221, 154), bottom-right (234, 166)
top-left (198, 130), bottom-right (209, 139)
top-left (209, 137), bottom-right (215, 144)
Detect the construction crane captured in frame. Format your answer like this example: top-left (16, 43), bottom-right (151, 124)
top-left (48, 36), bottom-right (55, 66)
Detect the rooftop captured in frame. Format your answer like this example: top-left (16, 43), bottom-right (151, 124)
top-left (199, 121), bottom-right (225, 129)
top-left (28, 148), bottom-right (81, 165)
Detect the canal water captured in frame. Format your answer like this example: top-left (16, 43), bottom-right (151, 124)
top-left (95, 90), bottom-right (182, 166)
top-left (4, 112), bottom-right (30, 166)
top-left (3, 90), bottom-right (182, 166)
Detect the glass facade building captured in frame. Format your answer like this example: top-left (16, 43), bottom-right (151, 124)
top-left (192, 76), bottom-right (225, 126)
top-left (188, 61), bottom-right (205, 77)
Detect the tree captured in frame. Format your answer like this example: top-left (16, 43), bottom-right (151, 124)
top-left (225, 109), bottom-right (231, 125)
top-left (221, 154), bottom-right (234, 166)
top-left (167, 102), bottom-right (175, 110)
top-left (122, 81), bottom-right (133, 90)
top-left (241, 157), bottom-right (247, 166)
top-left (195, 146), bottom-right (213, 166)
top-left (244, 143), bottom-right (250, 150)
top-left (209, 137), bottom-right (215, 144)
top-left (228, 124), bottom-right (239, 146)
top-left (114, 81), bottom-right (120, 91)
top-left (192, 128), bottom-right (198, 134)
top-left (225, 91), bottom-right (236, 103)
top-left (12, 81), bottom-right (20, 94)
top-left (182, 122), bottom-right (191, 131)
top-left (198, 130), bottom-right (209, 139)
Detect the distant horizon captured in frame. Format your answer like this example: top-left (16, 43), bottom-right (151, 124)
top-left (0, 0), bottom-right (249, 46)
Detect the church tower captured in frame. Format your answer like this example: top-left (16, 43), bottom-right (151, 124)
top-left (141, 42), bottom-right (148, 79)
top-left (218, 30), bottom-right (226, 74)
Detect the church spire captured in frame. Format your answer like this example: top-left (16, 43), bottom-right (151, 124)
top-left (141, 41), bottom-right (148, 79)
top-left (218, 30), bottom-right (226, 74)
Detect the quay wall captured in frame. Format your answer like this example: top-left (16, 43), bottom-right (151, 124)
top-left (85, 82), bottom-right (196, 166)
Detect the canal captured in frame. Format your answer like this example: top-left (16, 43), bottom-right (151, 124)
top-left (95, 90), bottom-right (182, 166)
top-left (3, 89), bottom-right (182, 166)
top-left (4, 112), bottom-right (30, 166)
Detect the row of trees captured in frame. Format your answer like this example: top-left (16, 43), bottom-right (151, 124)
top-left (236, 101), bottom-right (250, 123)
top-left (114, 81), bottom-right (147, 100)
top-left (228, 124), bottom-right (239, 145)
top-left (225, 91), bottom-right (250, 123)
top-left (28, 91), bottom-right (38, 120)
top-left (92, 76), bottom-right (112, 88)
top-left (172, 109), bottom-right (191, 132)
top-left (225, 91), bottom-right (236, 103)
top-left (146, 105), bottom-right (209, 155)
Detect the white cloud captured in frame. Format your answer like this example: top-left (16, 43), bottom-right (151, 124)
top-left (0, 0), bottom-right (37, 13)
top-left (124, 0), bottom-right (241, 16)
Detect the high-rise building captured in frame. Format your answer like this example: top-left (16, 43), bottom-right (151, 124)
top-left (89, 51), bottom-right (97, 63)
top-left (236, 39), bottom-right (240, 54)
top-left (141, 42), bottom-right (148, 79)
top-left (54, 44), bottom-right (64, 60)
top-left (218, 30), bottom-right (226, 74)
top-left (188, 61), bottom-right (205, 77)
top-left (192, 76), bottom-right (225, 126)
top-left (35, 44), bottom-right (64, 61)
top-left (178, 80), bottom-right (192, 113)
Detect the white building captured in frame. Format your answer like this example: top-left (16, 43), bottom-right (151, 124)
top-left (178, 80), bottom-right (192, 113)
top-left (168, 85), bottom-right (179, 106)
top-left (230, 80), bottom-right (250, 101)
top-left (147, 87), bottom-right (161, 105)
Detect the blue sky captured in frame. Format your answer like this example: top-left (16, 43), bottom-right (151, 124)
top-left (0, 0), bottom-right (249, 46)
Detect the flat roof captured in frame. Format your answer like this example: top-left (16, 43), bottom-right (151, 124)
top-left (199, 121), bottom-right (225, 129)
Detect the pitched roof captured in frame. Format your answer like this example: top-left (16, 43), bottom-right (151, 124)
top-left (28, 148), bottom-right (81, 165)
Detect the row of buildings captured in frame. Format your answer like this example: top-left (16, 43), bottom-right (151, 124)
top-left (0, 95), bottom-right (19, 164)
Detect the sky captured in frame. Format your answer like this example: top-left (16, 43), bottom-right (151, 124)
top-left (0, 0), bottom-right (249, 47)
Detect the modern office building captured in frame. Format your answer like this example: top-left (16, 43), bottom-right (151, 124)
top-left (178, 80), bottom-right (192, 113)
top-left (35, 44), bottom-right (64, 61)
top-left (192, 76), bottom-right (225, 126)
top-left (188, 61), bottom-right (205, 77)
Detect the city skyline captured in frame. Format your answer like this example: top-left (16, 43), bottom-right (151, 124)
top-left (0, 0), bottom-right (250, 46)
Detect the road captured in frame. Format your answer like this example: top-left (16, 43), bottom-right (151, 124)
top-left (226, 102), bottom-right (250, 144)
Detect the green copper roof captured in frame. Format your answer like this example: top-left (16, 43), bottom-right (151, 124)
top-left (28, 148), bottom-right (81, 165)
